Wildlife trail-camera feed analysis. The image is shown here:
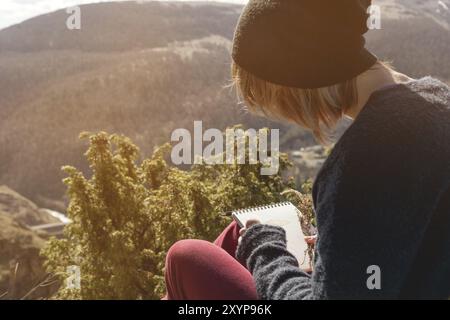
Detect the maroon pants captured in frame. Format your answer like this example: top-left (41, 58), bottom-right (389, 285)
top-left (164, 221), bottom-right (258, 300)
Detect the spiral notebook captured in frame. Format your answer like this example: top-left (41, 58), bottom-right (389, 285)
top-left (232, 202), bottom-right (310, 268)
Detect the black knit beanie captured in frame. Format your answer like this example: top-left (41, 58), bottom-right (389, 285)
top-left (232, 0), bottom-right (377, 89)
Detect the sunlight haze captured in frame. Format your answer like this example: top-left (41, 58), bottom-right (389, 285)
top-left (0, 0), bottom-right (248, 30)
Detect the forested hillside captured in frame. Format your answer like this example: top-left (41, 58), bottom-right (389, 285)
top-left (0, 0), bottom-right (448, 209)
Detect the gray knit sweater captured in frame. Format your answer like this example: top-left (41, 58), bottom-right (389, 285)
top-left (236, 77), bottom-right (450, 300)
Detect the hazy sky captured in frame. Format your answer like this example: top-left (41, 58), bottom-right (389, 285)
top-left (0, 0), bottom-right (248, 30)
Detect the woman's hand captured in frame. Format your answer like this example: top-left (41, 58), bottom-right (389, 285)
top-left (303, 235), bottom-right (317, 273)
top-left (238, 219), bottom-right (261, 244)
top-left (239, 221), bottom-right (317, 273)
top-left (304, 235), bottom-right (317, 246)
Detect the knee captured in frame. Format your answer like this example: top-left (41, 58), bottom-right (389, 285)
top-left (166, 239), bottom-right (206, 268)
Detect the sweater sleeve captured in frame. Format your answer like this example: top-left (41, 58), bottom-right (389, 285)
top-left (236, 224), bottom-right (314, 300)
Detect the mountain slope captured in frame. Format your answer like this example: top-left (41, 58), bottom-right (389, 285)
top-left (366, 0), bottom-right (450, 80)
top-left (0, 0), bottom-right (449, 208)
top-left (0, 1), bottom-right (241, 52)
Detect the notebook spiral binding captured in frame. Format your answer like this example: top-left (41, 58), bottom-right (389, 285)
top-left (233, 201), bottom-right (292, 215)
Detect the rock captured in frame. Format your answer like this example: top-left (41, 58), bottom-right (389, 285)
top-left (0, 185), bottom-right (59, 227)
top-left (0, 213), bottom-right (58, 299)
top-left (0, 187), bottom-right (62, 299)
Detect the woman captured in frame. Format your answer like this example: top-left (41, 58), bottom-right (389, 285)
top-left (164, 0), bottom-right (450, 299)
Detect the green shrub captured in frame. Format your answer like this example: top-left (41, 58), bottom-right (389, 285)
top-left (42, 129), bottom-right (296, 299)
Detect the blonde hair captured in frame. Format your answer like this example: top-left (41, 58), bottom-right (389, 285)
top-left (231, 62), bottom-right (359, 143)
